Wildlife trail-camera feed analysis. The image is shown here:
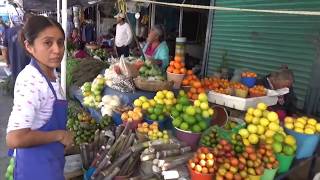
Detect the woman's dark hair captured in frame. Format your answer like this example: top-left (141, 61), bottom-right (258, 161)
top-left (20, 15), bottom-right (65, 46)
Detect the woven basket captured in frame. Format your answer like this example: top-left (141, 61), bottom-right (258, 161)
top-left (134, 77), bottom-right (173, 92)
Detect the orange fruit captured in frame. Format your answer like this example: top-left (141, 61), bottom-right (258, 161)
top-left (180, 68), bottom-right (186, 74)
top-left (197, 87), bottom-right (205, 93)
top-left (174, 56), bottom-right (182, 63)
top-left (173, 69), bottom-right (180, 74)
top-left (167, 66), bottom-right (174, 73)
top-left (170, 61), bottom-right (174, 66)
top-left (182, 79), bottom-right (189, 86)
top-left (190, 87), bottom-right (197, 93)
top-left (187, 70), bottom-right (193, 75)
top-left (174, 62), bottom-right (182, 69)
top-left (181, 63), bottom-right (185, 67)
top-left (192, 94), bottom-right (198, 100)
top-left (193, 81), bottom-right (202, 88)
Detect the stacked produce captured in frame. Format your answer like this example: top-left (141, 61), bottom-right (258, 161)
top-left (249, 85), bottom-right (267, 97)
top-left (232, 82), bottom-right (249, 98)
top-left (66, 57), bottom-right (80, 87)
top-left (137, 122), bottom-right (170, 142)
top-left (121, 107), bottom-right (143, 123)
top-left (153, 90), bottom-right (177, 107)
top-left (272, 132), bottom-right (297, 156)
top-left (89, 48), bottom-right (108, 60)
top-left (188, 147), bottom-right (216, 175)
top-left (171, 91), bottom-right (213, 133)
top-left (187, 80), bottom-right (206, 100)
top-left (82, 74), bottom-right (105, 108)
top-left (182, 70), bottom-right (198, 86)
top-left (134, 96), bottom-right (156, 110)
top-left (284, 116), bottom-right (320, 134)
top-left (167, 56), bottom-right (186, 74)
top-left (241, 71), bottom-right (257, 78)
top-left (138, 60), bottom-right (164, 81)
top-left (200, 126), bottom-right (221, 148)
top-left (5, 158), bottom-right (14, 180)
top-left (67, 103), bottom-right (112, 145)
top-left (99, 95), bottom-right (121, 116)
top-left (238, 103), bottom-right (285, 146)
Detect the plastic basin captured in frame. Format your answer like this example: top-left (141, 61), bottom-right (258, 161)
top-left (241, 77), bottom-right (256, 88)
top-left (276, 153), bottom-right (295, 173)
top-left (285, 128), bottom-right (320, 159)
top-left (112, 112), bottom-right (123, 126)
top-left (174, 127), bottom-right (201, 150)
top-left (261, 168), bottom-right (278, 180)
top-left (167, 71), bottom-right (185, 89)
top-left (188, 166), bottom-right (213, 180)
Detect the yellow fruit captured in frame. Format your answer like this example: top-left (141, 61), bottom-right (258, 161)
top-left (265, 130), bottom-right (275, 138)
top-left (142, 102), bottom-right (150, 110)
top-left (156, 92), bottom-right (165, 99)
top-left (316, 123), bottom-right (320, 132)
top-left (284, 123), bottom-right (294, 129)
top-left (268, 122), bottom-right (280, 131)
top-left (257, 103), bottom-right (267, 111)
top-left (263, 110), bottom-right (269, 118)
top-left (294, 122), bottom-right (304, 129)
top-left (165, 99), bottom-right (173, 105)
top-left (304, 128), bottom-right (315, 135)
top-left (302, 116), bottom-right (308, 120)
top-left (267, 112), bottom-right (279, 122)
top-left (265, 138), bottom-right (273, 144)
top-left (139, 96), bottom-right (148, 102)
top-left (165, 91), bottom-right (175, 99)
top-left (260, 118), bottom-right (270, 127)
top-left (194, 100), bottom-right (201, 107)
top-left (149, 99), bottom-right (156, 106)
top-left (284, 117), bottom-right (294, 123)
top-left (248, 134), bottom-right (259, 145)
top-left (252, 117), bottom-right (260, 125)
top-left (284, 135), bottom-right (296, 146)
top-left (253, 109), bottom-right (263, 118)
top-left (208, 108), bottom-right (214, 116)
top-left (243, 139), bottom-right (250, 146)
top-left (200, 102), bottom-right (209, 110)
top-left (239, 129), bottom-right (250, 138)
top-left (247, 107), bottom-right (255, 115)
top-left (307, 118), bottom-right (317, 126)
top-left (134, 99), bottom-right (143, 107)
top-left (296, 118), bottom-right (307, 125)
top-left (294, 128), bottom-right (304, 134)
top-left (260, 135), bottom-right (266, 141)
top-left (156, 99), bottom-right (164, 105)
top-left (247, 124), bottom-right (258, 134)
top-left (245, 114), bottom-right (253, 123)
top-left (305, 125), bottom-right (316, 131)
top-left (134, 107), bottom-right (142, 113)
top-left (257, 125), bottom-right (265, 135)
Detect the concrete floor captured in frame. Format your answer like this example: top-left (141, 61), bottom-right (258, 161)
top-left (0, 62), bottom-right (11, 179)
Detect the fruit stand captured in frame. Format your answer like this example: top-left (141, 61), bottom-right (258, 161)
top-left (62, 40), bottom-right (320, 180)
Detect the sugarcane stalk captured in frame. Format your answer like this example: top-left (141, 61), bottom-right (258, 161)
top-left (151, 143), bottom-right (182, 151)
top-left (122, 133), bottom-right (135, 152)
top-left (90, 146), bottom-right (107, 167)
top-left (161, 153), bottom-right (193, 171)
top-left (156, 149), bottom-right (180, 159)
top-left (93, 129), bottom-right (100, 154)
top-left (141, 153), bottom-right (156, 161)
top-left (102, 167), bottom-right (120, 180)
top-left (91, 155), bottom-right (111, 179)
top-left (100, 150), bottom-right (133, 177)
top-left (98, 130), bottom-right (106, 147)
top-left (115, 125), bottom-right (124, 139)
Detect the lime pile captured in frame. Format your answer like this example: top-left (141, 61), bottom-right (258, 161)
top-left (82, 74), bottom-right (105, 108)
top-left (284, 116), bottom-right (320, 135)
top-left (272, 132), bottom-right (297, 156)
top-left (171, 91), bottom-right (214, 133)
top-left (5, 158), bottom-right (14, 180)
top-left (239, 103), bottom-right (285, 145)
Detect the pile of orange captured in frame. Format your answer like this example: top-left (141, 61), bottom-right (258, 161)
top-left (187, 80), bottom-right (206, 100)
top-left (167, 56), bottom-right (186, 74)
top-left (231, 82), bottom-right (248, 90)
top-left (182, 70), bottom-right (198, 86)
top-left (241, 71), bottom-right (257, 78)
top-left (249, 85), bottom-right (266, 97)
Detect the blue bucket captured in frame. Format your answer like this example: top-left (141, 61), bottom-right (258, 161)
top-left (241, 77), bottom-right (256, 88)
top-left (285, 128), bottom-right (320, 159)
top-left (112, 112), bottom-right (123, 126)
top-left (144, 117), bottom-right (167, 130)
top-left (83, 167), bottom-right (96, 180)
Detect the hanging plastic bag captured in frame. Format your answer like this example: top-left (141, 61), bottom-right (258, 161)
top-left (118, 56), bottom-right (138, 78)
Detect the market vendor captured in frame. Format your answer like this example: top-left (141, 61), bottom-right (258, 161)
top-left (143, 24), bottom-right (170, 71)
top-left (257, 67), bottom-right (298, 119)
top-left (6, 16), bottom-right (73, 180)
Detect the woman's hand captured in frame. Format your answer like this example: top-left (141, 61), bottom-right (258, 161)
top-left (59, 131), bottom-right (74, 148)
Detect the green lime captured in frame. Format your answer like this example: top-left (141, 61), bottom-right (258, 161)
top-left (171, 110), bottom-right (180, 118)
top-left (172, 118), bottom-right (182, 127)
top-left (179, 96), bottom-right (190, 105)
top-left (175, 104), bottom-right (183, 112)
top-left (192, 124), bottom-right (202, 133)
top-left (148, 108), bottom-right (154, 114)
top-left (158, 115), bottom-right (165, 121)
top-left (180, 122), bottom-right (189, 131)
top-left (184, 115), bottom-right (196, 125)
top-left (154, 107), bottom-right (162, 115)
top-left (195, 107), bottom-right (202, 114)
top-left (150, 114), bottom-right (157, 121)
top-left (198, 121), bottom-right (208, 130)
top-left (195, 113), bottom-right (203, 121)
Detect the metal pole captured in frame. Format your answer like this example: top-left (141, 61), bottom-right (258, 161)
top-left (61, 0), bottom-right (67, 96)
top-left (96, 4), bottom-right (100, 40)
top-left (151, 4), bottom-right (155, 26)
top-left (57, 0), bottom-right (61, 23)
top-left (178, 0), bottom-right (186, 37)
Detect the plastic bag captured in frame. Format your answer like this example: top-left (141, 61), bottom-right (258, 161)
top-left (118, 56), bottom-right (138, 78)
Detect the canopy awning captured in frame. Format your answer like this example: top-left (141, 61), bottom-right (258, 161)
top-left (10, 0), bottom-right (95, 11)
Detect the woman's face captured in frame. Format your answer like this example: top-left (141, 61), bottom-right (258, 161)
top-left (147, 29), bottom-right (159, 43)
top-left (26, 26), bottom-right (65, 69)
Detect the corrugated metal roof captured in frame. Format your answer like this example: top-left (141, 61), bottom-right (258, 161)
top-left (206, 0), bottom-right (320, 107)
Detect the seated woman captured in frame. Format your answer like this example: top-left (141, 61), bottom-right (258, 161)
top-left (142, 25), bottom-right (169, 71)
top-left (257, 67), bottom-right (298, 120)
top-left (73, 41), bottom-right (89, 59)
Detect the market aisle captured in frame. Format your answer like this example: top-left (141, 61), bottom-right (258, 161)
top-left (0, 63), bottom-right (11, 179)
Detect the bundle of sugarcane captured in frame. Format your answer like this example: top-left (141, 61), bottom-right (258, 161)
top-left (71, 59), bottom-right (109, 87)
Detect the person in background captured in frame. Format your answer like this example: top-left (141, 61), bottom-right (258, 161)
top-left (142, 24), bottom-right (169, 71)
top-left (114, 13), bottom-right (132, 57)
top-left (3, 13), bottom-right (33, 93)
top-left (6, 15), bottom-right (73, 179)
top-left (257, 66), bottom-right (298, 120)
top-left (73, 41), bottom-right (89, 59)
top-left (70, 28), bottom-right (81, 45)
